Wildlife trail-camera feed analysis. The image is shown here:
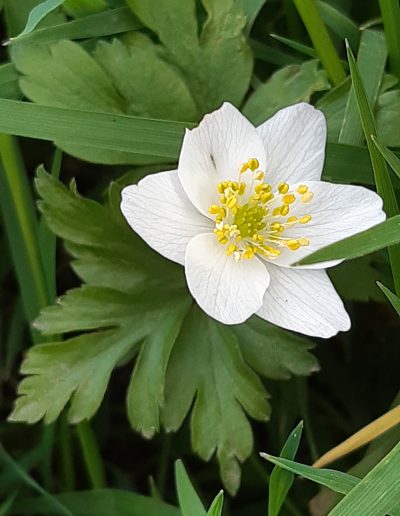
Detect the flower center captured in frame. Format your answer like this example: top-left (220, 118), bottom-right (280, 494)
top-left (208, 158), bottom-right (314, 261)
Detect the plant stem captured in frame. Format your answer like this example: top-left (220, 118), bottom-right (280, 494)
top-left (76, 421), bottom-right (106, 489)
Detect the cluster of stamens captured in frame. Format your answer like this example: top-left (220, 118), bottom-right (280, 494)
top-left (209, 158), bottom-right (313, 261)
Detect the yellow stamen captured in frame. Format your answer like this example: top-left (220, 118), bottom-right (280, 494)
top-left (301, 192), bottom-right (314, 203)
top-left (297, 185), bottom-right (309, 195)
top-left (248, 158), bottom-right (259, 171)
top-left (278, 182), bottom-right (289, 194)
top-left (299, 215), bottom-right (312, 224)
top-left (282, 193), bottom-right (296, 205)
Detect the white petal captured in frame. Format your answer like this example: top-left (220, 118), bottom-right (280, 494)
top-left (178, 102), bottom-right (267, 216)
top-left (270, 181), bottom-right (386, 268)
top-left (257, 265), bottom-right (350, 338)
top-left (257, 103), bottom-right (326, 186)
top-left (121, 170), bottom-right (212, 265)
top-left (185, 233), bottom-right (270, 324)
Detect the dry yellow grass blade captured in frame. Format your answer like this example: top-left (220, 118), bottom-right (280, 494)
top-left (313, 405), bottom-right (400, 468)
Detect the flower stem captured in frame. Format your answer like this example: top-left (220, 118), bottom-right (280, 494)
top-left (76, 421), bottom-right (106, 489)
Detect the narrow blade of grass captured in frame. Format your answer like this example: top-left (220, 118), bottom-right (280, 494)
top-left (206, 491), bottom-right (224, 516)
top-left (175, 461), bottom-right (206, 516)
top-left (372, 135), bottom-right (400, 180)
top-left (378, 282), bottom-right (400, 315)
top-left (339, 30), bottom-right (387, 146)
top-left (346, 40), bottom-right (400, 294)
top-left (260, 454), bottom-right (359, 495)
top-left (317, 0), bottom-right (359, 50)
top-left (250, 38), bottom-right (303, 65)
top-left (378, 0), bottom-right (400, 78)
top-left (269, 33), bottom-right (317, 58)
top-left (298, 214), bottom-right (400, 265)
top-left (328, 439), bottom-right (400, 516)
top-left (14, 0), bottom-right (65, 40)
top-left (76, 421), bottom-right (106, 489)
top-left (268, 421), bottom-right (303, 516)
top-left (292, 0), bottom-right (346, 85)
top-left (313, 405), bottom-right (400, 468)
top-left (6, 6), bottom-right (141, 46)
top-left (0, 135), bottom-right (48, 340)
top-left (0, 442), bottom-right (73, 516)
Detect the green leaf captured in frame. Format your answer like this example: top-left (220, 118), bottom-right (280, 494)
top-left (127, 303), bottom-right (191, 439)
top-left (260, 454), bottom-right (360, 495)
top-left (234, 317), bottom-right (319, 380)
top-left (3, 0), bottom-right (66, 38)
top-left (299, 214), bottom-right (400, 265)
top-left (127, 0), bottom-right (252, 112)
top-left (376, 93), bottom-right (400, 146)
top-left (328, 439), bottom-right (400, 516)
top-left (9, 169), bottom-right (186, 424)
top-left (10, 489), bottom-right (180, 516)
top-left (94, 34), bottom-right (198, 120)
top-left (164, 308), bottom-right (270, 495)
top-left (377, 282), bottom-right (400, 316)
top-left (63, 0), bottom-right (106, 18)
top-left (236, 0), bottom-right (266, 33)
top-left (269, 33), bottom-right (317, 59)
top-left (206, 491), bottom-right (224, 516)
top-left (243, 60), bottom-right (329, 125)
top-left (268, 421), bottom-right (304, 516)
top-left (0, 63), bottom-right (20, 99)
top-left (15, 0), bottom-right (65, 39)
top-left (175, 460), bottom-right (207, 516)
top-left (7, 7), bottom-right (141, 46)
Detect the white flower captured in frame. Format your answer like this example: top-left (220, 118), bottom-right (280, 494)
top-left (121, 103), bottom-right (385, 338)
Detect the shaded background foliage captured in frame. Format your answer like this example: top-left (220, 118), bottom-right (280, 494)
top-left (0, 0), bottom-right (399, 514)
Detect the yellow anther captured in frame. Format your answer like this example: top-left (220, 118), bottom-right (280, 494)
top-left (226, 243), bottom-right (237, 256)
top-left (243, 246), bottom-right (255, 259)
top-left (220, 195), bottom-right (227, 204)
top-left (256, 171), bottom-right (265, 181)
top-left (273, 207), bottom-right (282, 216)
top-left (287, 239), bottom-right (301, 251)
top-left (257, 234), bottom-right (265, 242)
top-left (227, 196), bottom-right (238, 209)
top-left (217, 182), bottom-right (226, 194)
top-left (299, 215), bottom-right (312, 224)
top-left (239, 182), bottom-right (246, 195)
top-left (252, 233), bottom-right (259, 241)
top-left (281, 205), bottom-right (290, 216)
top-left (301, 192), bottom-right (314, 203)
top-left (231, 206), bottom-right (238, 215)
top-left (248, 158), bottom-right (259, 171)
top-left (231, 181), bottom-right (240, 191)
top-left (261, 192), bottom-right (274, 203)
top-left (299, 238), bottom-right (309, 246)
top-left (282, 193), bottom-right (296, 205)
top-left (297, 185), bottom-right (309, 195)
top-left (251, 194), bottom-right (261, 201)
top-left (218, 236), bottom-right (229, 245)
top-left (278, 182), bottom-right (289, 194)
top-left (209, 205), bottom-right (220, 214)
top-left (240, 163), bottom-right (249, 174)
top-left (287, 216), bottom-right (297, 223)
top-left (271, 222), bottom-right (282, 232)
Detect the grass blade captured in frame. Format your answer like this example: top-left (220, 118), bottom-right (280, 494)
top-left (0, 442), bottom-right (73, 516)
top-left (378, 0), bottom-right (400, 78)
top-left (372, 135), bottom-right (400, 179)
top-left (328, 439), bottom-right (400, 516)
top-left (6, 6), bottom-right (141, 46)
top-left (206, 491), bottom-right (224, 516)
top-left (317, 1), bottom-right (359, 50)
top-left (260, 454), bottom-right (359, 495)
top-left (175, 460), bottom-right (206, 516)
top-left (292, 0), bottom-right (346, 85)
top-left (377, 282), bottom-right (400, 315)
top-left (0, 135), bottom-right (48, 340)
top-left (339, 30), bottom-right (387, 146)
top-left (313, 405), bottom-right (400, 468)
top-left (14, 0), bottom-right (65, 40)
top-left (298, 214), bottom-right (400, 265)
top-left (76, 421), bottom-right (106, 489)
top-left (269, 33), bottom-right (317, 58)
top-left (346, 40), bottom-right (400, 294)
top-left (268, 421), bottom-right (303, 516)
